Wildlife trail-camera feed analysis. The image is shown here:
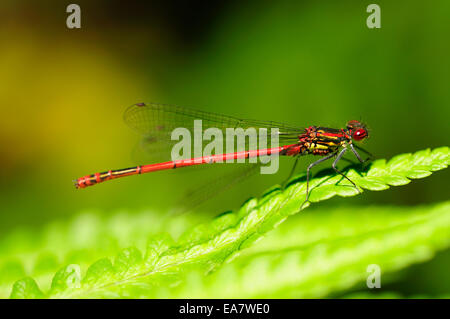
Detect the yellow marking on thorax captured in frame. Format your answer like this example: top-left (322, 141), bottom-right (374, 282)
top-left (307, 143), bottom-right (329, 151)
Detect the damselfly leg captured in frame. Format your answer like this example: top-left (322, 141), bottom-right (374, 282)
top-left (300, 144), bottom-right (370, 210)
top-left (281, 155), bottom-right (300, 188)
top-left (332, 147), bottom-right (361, 192)
top-left (351, 144), bottom-right (374, 164)
top-left (300, 152), bottom-right (336, 209)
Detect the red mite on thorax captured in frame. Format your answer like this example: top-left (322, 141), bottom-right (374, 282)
top-left (75, 102), bottom-right (372, 208)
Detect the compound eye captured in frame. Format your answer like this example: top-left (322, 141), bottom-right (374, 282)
top-left (353, 128), bottom-right (368, 141)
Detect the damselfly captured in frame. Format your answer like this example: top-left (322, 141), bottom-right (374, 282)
top-left (75, 103), bottom-right (373, 207)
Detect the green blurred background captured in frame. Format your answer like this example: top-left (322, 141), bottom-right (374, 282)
top-left (0, 0), bottom-right (449, 295)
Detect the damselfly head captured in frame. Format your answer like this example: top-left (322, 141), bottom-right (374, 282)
top-left (346, 120), bottom-right (369, 142)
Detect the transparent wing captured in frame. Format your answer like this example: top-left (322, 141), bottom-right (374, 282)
top-left (125, 102), bottom-right (303, 163)
top-left (169, 163), bottom-right (262, 215)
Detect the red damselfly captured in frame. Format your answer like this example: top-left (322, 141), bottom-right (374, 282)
top-left (75, 103), bottom-right (372, 207)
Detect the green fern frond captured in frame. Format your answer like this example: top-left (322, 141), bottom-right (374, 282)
top-left (165, 201), bottom-right (450, 298)
top-left (5, 146), bottom-right (449, 298)
top-left (341, 292), bottom-right (450, 299)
